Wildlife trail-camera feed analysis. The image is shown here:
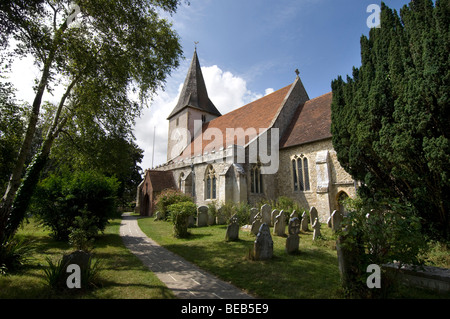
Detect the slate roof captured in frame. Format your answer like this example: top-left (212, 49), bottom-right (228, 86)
top-left (280, 92), bottom-right (333, 149)
top-left (167, 50), bottom-right (221, 119)
top-left (175, 83), bottom-right (293, 159)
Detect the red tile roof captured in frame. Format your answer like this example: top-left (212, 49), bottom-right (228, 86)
top-left (280, 92), bottom-right (332, 149)
top-left (175, 84), bottom-right (293, 159)
top-left (145, 170), bottom-right (176, 192)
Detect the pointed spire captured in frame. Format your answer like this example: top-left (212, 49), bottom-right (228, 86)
top-left (167, 50), bottom-right (221, 119)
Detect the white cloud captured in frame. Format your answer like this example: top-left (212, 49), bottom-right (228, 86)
top-left (134, 64), bottom-right (271, 171)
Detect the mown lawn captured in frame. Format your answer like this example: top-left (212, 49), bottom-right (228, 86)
top-left (0, 217), bottom-right (175, 299)
top-left (138, 217), bottom-right (449, 299)
top-left (138, 217), bottom-right (343, 299)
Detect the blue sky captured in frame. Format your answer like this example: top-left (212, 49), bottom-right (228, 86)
top-left (5, 0), bottom-right (411, 171)
top-left (134, 0), bottom-right (409, 170)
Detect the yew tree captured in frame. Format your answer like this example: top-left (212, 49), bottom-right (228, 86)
top-left (331, 0), bottom-right (449, 241)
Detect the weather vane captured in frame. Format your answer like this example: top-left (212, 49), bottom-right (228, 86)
top-left (295, 69), bottom-right (300, 76)
top-left (194, 41), bottom-right (199, 49)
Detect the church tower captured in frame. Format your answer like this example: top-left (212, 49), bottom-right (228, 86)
top-left (167, 50), bottom-right (221, 161)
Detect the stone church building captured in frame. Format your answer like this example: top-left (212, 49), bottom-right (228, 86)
top-left (137, 50), bottom-right (357, 222)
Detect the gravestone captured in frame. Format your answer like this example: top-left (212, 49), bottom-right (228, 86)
top-left (253, 223), bottom-right (273, 260)
top-left (271, 209), bottom-right (279, 227)
top-left (327, 215), bottom-right (332, 228)
top-left (300, 211), bottom-right (309, 231)
top-left (261, 204), bottom-right (272, 225)
top-left (249, 208), bottom-right (259, 224)
top-left (273, 210), bottom-right (286, 237)
top-left (251, 213), bottom-right (262, 235)
top-left (286, 217), bottom-right (301, 254)
top-left (290, 210), bottom-right (298, 219)
top-left (312, 217), bottom-right (321, 240)
top-left (226, 214), bottom-right (239, 241)
top-left (309, 206), bottom-right (318, 226)
top-left (331, 210), bottom-right (343, 233)
top-left (154, 211), bottom-right (163, 221)
top-left (197, 206), bottom-right (208, 227)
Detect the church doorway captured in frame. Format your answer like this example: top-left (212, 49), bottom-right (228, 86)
top-left (143, 193), bottom-right (150, 217)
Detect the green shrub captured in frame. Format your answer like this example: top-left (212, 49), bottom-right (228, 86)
top-left (155, 189), bottom-right (193, 218)
top-left (167, 201), bottom-right (197, 238)
top-left (31, 170), bottom-right (120, 241)
top-left (338, 197), bottom-right (429, 298)
top-left (68, 207), bottom-right (100, 252)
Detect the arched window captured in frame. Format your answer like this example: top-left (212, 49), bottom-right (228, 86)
top-left (292, 159), bottom-right (298, 191)
top-left (292, 155), bottom-right (310, 191)
top-left (303, 157), bottom-right (310, 191)
top-left (251, 162), bottom-right (263, 194)
top-left (205, 165), bottom-right (216, 199)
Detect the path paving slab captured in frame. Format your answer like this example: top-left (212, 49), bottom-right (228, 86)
top-left (120, 214), bottom-right (253, 299)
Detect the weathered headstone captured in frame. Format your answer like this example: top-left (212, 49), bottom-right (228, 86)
top-left (226, 214), bottom-right (239, 241)
top-left (300, 211), bottom-right (309, 232)
top-left (253, 223), bottom-right (273, 260)
top-left (261, 204), bottom-right (272, 225)
top-left (273, 210), bottom-right (286, 237)
top-left (154, 211), bottom-right (163, 221)
top-left (249, 208), bottom-right (259, 224)
top-left (251, 213), bottom-right (262, 235)
top-left (290, 210), bottom-right (298, 219)
top-left (286, 217), bottom-right (301, 254)
top-left (312, 217), bottom-right (321, 240)
top-left (197, 205), bottom-right (208, 227)
top-left (327, 215), bottom-right (332, 228)
top-left (309, 206), bottom-right (318, 226)
top-left (271, 209), bottom-right (279, 227)
top-left (331, 210), bottom-right (343, 233)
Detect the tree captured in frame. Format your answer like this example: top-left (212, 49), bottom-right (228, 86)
top-left (331, 0), bottom-right (449, 241)
top-left (0, 0), bottom-right (184, 243)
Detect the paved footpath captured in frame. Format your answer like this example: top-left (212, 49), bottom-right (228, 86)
top-left (120, 213), bottom-right (253, 299)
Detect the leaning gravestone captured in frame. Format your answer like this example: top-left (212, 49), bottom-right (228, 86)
top-left (273, 210), bottom-right (286, 237)
top-left (254, 223), bottom-right (273, 260)
top-left (309, 206), bottom-right (318, 226)
top-left (300, 211), bottom-right (309, 231)
top-left (261, 204), bottom-right (272, 225)
top-left (312, 217), bottom-right (321, 240)
top-left (331, 210), bottom-right (343, 233)
top-left (286, 217), bottom-right (301, 254)
top-left (251, 213), bottom-right (263, 236)
top-left (226, 214), bottom-right (239, 241)
top-left (197, 205), bottom-right (208, 227)
top-left (271, 209), bottom-right (279, 227)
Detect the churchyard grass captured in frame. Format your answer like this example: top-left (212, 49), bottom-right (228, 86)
top-left (138, 217), bottom-right (341, 298)
top-left (0, 216), bottom-right (175, 299)
top-left (138, 217), bottom-right (449, 299)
